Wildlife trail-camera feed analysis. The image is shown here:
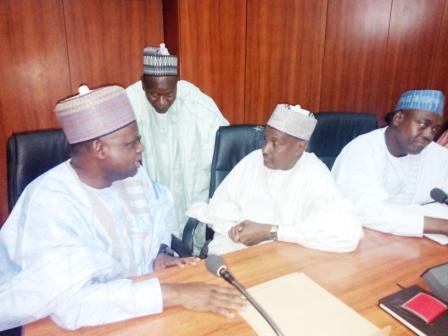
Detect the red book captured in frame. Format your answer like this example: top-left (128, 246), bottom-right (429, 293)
top-left (379, 285), bottom-right (448, 336)
top-left (401, 292), bottom-right (447, 323)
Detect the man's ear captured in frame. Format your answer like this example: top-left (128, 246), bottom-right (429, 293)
top-left (391, 111), bottom-right (405, 127)
top-left (91, 139), bottom-right (107, 159)
top-left (295, 140), bottom-right (308, 156)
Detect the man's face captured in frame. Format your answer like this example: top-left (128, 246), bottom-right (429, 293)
top-left (99, 122), bottom-right (143, 182)
top-left (142, 75), bottom-right (177, 113)
top-left (262, 126), bottom-right (307, 170)
top-left (392, 109), bottom-right (443, 155)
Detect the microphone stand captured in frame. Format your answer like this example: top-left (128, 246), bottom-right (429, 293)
top-left (220, 270), bottom-right (285, 336)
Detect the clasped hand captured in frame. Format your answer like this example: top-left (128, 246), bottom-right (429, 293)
top-left (228, 220), bottom-right (272, 246)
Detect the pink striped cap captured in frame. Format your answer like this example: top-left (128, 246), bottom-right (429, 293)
top-left (54, 85), bottom-right (135, 144)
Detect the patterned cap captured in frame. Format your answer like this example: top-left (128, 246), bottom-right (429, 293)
top-left (395, 90), bottom-right (445, 116)
top-left (143, 43), bottom-right (178, 76)
top-left (54, 85), bottom-right (135, 144)
top-left (267, 104), bottom-right (317, 141)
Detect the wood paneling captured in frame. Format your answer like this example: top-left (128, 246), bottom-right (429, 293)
top-left (2, 0), bottom-right (448, 223)
top-left (430, 0), bottom-right (448, 119)
top-left (382, 0), bottom-right (446, 119)
top-left (0, 0), bottom-right (163, 224)
top-left (173, 0), bottom-right (247, 124)
top-left (0, 0), bottom-right (70, 223)
top-left (162, 0), bottom-right (179, 56)
top-left (245, 0), bottom-right (328, 124)
top-left (320, 0), bottom-right (392, 114)
top-left (63, 0), bottom-right (163, 93)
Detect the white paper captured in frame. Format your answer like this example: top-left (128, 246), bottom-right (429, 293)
top-left (424, 233), bottom-right (448, 245)
top-left (239, 272), bottom-right (388, 336)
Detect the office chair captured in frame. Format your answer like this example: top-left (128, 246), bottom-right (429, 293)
top-left (0, 327), bottom-right (22, 336)
top-left (180, 112), bottom-right (379, 257)
top-left (7, 129), bottom-right (70, 211)
top-left (308, 112), bottom-right (379, 169)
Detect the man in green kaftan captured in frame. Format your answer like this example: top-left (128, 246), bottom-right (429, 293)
top-left (127, 44), bottom-right (228, 250)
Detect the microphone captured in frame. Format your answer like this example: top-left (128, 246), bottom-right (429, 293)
top-left (430, 188), bottom-right (448, 205)
top-left (206, 254), bottom-right (284, 336)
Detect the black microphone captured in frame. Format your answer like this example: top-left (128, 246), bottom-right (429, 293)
top-left (206, 254), bottom-right (284, 336)
top-left (429, 188), bottom-right (448, 204)
top-left (430, 188), bottom-right (448, 205)
top-left (421, 188), bottom-right (448, 206)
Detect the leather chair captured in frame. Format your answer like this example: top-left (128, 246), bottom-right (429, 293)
top-left (0, 327), bottom-right (22, 336)
top-left (7, 129), bottom-right (70, 211)
top-left (308, 112), bottom-right (379, 169)
top-left (180, 112), bottom-right (379, 257)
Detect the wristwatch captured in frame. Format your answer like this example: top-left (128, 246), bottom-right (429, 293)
top-left (269, 225), bottom-right (279, 241)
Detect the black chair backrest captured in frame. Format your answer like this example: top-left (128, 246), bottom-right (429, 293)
top-left (0, 327), bottom-right (22, 336)
top-left (209, 125), bottom-right (266, 198)
top-left (7, 129), bottom-right (70, 211)
top-left (209, 112), bottom-right (378, 197)
top-left (308, 112), bottom-right (379, 169)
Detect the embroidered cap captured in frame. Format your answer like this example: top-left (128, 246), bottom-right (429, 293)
top-left (395, 90), bottom-right (445, 116)
top-left (143, 43), bottom-right (178, 76)
top-left (267, 104), bottom-right (317, 141)
top-left (54, 85), bottom-right (135, 144)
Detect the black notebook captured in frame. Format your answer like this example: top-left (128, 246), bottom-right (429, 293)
top-left (379, 285), bottom-right (448, 336)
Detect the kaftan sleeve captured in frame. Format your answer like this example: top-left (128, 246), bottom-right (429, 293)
top-left (0, 188), bottom-right (164, 331)
top-left (186, 151), bottom-right (253, 236)
top-left (331, 138), bottom-right (426, 236)
top-left (51, 277), bottom-right (162, 330)
top-left (276, 162), bottom-right (363, 253)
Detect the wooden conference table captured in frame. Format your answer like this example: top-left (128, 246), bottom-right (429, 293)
top-left (25, 229), bottom-right (447, 336)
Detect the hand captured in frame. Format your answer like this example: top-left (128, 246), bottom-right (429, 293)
top-left (161, 282), bottom-right (247, 318)
top-left (228, 220), bottom-right (272, 246)
top-left (154, 253), bottom-right (199, 271)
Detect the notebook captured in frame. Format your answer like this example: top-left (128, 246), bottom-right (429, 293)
top-left (379, 285), bottom-right (448, 336)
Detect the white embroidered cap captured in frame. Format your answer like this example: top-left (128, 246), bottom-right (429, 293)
top-left (267, 104), bottom-right (317, 140)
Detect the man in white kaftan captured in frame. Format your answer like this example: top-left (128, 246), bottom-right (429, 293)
top-left (0, 163), bottom-right (172, 330)
top-left (0, 85), bottom-right (244, 331)
top-left (187, 104), bottom-right (363, 255)
top-left (126, 44), bottom-right (228, 243)
top-left (332, 89), bottom-right (448, 236)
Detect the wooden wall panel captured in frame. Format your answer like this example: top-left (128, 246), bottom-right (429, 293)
top-left (0, 0), bottom-right (164, 225)
top-left (63, 0), bottom-right (164, 93)
top-left (382, 0), bottom-right (446, 119)
top-left (162, 0), bottom-right (179, 56)
top-left (430, 0), bottom-right (448, 119)
top-left (244, 0), bottom-right (328, 124)
top-left (174, 0), bottom-right (247, 124)
top-left (320, 0), bottom-right (391, 115)
top-left (2, 0), bottom-right (448, 224)
top-left (0, 0), bottom-right (70, 223)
